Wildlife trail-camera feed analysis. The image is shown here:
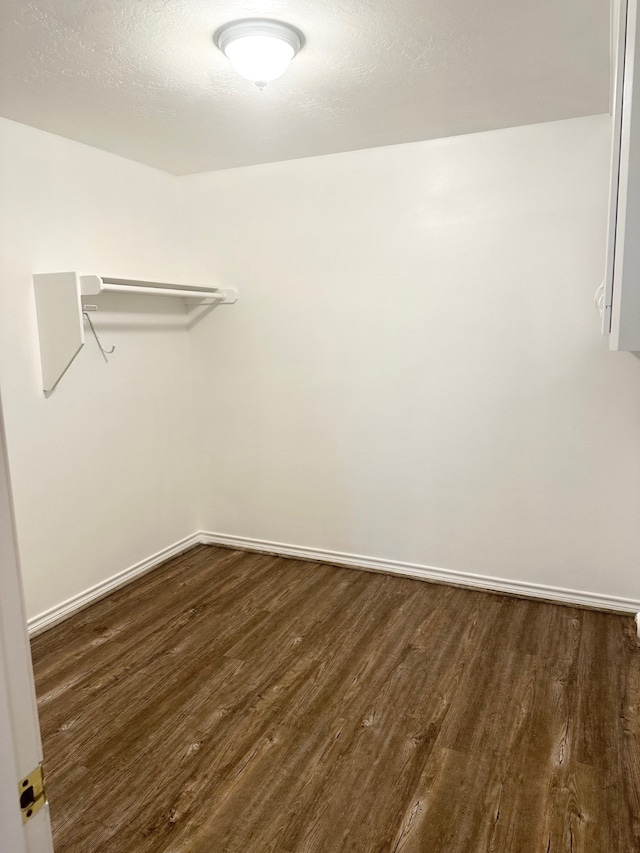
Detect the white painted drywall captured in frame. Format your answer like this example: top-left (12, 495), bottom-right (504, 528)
top-left (180, 114), bottom-right (640, 602)
top-left (0, 118), bottom-right (197, 620)
top-left (2, 113), bottom-right (639, 620)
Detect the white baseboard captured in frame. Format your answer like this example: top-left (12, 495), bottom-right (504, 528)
top-left (199, 531), bottom-right (640, 614)
top-left (28, 529), bottom-right (640, 636)
top-left (27, 533), bottom-right (202, 636)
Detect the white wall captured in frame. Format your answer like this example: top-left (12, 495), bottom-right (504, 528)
top-left (180, 114), bottom-right (640, 603)
top-left (2, 113), bottom-right (639, 621)
top-left (0, 118), bottom-right (197, 620)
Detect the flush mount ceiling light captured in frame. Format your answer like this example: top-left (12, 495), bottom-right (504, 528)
top-left (215, 20), bottom-right (303, 89)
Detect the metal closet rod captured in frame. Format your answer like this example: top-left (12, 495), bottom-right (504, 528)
top-left (80, 275), bottom-right (226, 301)
top-left (99, 283), bottom-right (225, 300)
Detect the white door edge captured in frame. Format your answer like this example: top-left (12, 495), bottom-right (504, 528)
top-left (0, 393), bottom-right (54, 853)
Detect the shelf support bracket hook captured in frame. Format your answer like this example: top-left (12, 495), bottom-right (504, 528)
top-left (82, 310), bottom-right (115, 362)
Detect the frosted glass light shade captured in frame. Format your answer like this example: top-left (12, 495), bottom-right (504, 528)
top-left (216, 20), bottom-right (302, 87)
top-left (225, 36), bottom-right (294, 84)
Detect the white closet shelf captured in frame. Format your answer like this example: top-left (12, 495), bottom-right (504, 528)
top-left (79, 275), bottom-right (238, 303)
top-left (33, 271), bottom-right (238, 393)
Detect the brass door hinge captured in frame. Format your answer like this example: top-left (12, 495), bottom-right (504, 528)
top-left (18, 764), bottom-right (47, 824)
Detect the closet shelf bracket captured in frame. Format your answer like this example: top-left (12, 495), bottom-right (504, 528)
top-left (33, 271), bottom-right (238, 394)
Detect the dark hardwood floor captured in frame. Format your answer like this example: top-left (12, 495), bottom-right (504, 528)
top-left (31, 545), bottom-right (640, 852)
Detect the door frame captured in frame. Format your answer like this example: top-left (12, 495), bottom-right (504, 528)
top-left (0, 392), bottom-right (54, 853)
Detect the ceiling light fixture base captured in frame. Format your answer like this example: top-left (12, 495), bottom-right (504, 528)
top-left (215, 19), bottom-right (304, 88)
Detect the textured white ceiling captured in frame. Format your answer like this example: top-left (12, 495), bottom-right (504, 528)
top-left (0, 0), bottom-right (610, 175)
